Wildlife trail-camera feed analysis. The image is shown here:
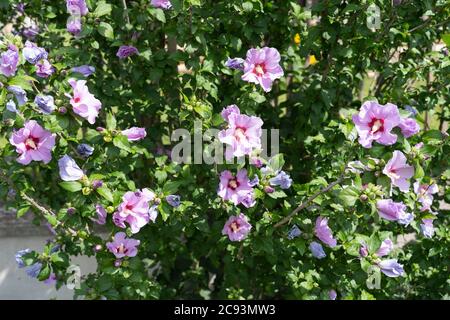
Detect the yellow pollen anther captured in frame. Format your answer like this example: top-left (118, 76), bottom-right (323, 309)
top-left (26, 138), bottom-right (37, 149)
top-left (371, 120), bottom-right (383, 133)
top-left (234, 128), bottom-right (246, 141)
top-left (255, 65), bottom-right (264, 75)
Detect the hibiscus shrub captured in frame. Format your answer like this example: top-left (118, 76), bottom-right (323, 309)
top-left (0, 0), bottom-right (449, 300)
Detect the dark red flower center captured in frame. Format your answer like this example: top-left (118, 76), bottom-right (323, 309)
top-left (388, 168), bottom-right (400, 179)
top-left (74, 96), bottom-right (81, 103)
top-left (234, 127), bottom-right (246, 142)
top-left (228, 179), bottom-right (239, 190)
top-left (125, 204), bottom-right (134, 211)
top-left (25, 136), bottom-right (39, 150)
top-left (229, 221), bottom-right (240, 233)
top-left (368, 118), bottom-right (384, 134)
top-left (253, 63), bottom-right (266, 76)
top-left (116, 244), bottom-right (128, 254)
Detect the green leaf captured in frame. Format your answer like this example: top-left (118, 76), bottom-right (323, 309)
top-left (163, 181), bottom-right (180, 194)
top-left (106, 112), bottom-right (117, 130)
top-left (155, 170), bottom-right (167, 184)
top-left (159, 203), bottom-right (170, 222)
top-left (45, 214), bottom-right (58, 226)
top-left (98, 22), bottom-right (114, 39)
top-left (268, 190), bottom-right (287, 199)
top-left (96, 186), bottom-right (114, 202)
top-left (249, 91), bottom-right (266, 104)
top-left (268, 154), bottom-right (285, 173)
top-left (97, 275), bottom-right (113, 292)
top-left (8, 75), bottom-right (37, 91)
top-left (193, 103), bottom-right (212, 119)
top-left (422, 130), bottom-right (442, 142)
top-left (360, 258), bottom-right (372, 273)
top-left (345, 240), bottom-right (362, 257)
top-left (360, 290), bottom-right (376, 300)
top-left (51, 252), bottom-right (68, 265)
top-left (376, 176), bottom-right (391, 192)
top-left (153, 8), bottom-right (166, 23)
top-left (367, 233), bottom-right (381, 254)
top-left (59, 181), bottom-right (82, 192)
top-left (338, 186), bottom-right (359, 206)
top-left (94, 1), bottom-right (112, 17)
top-left (413, 160), bottom-right (424, 180)
top-left (0, 88), bottom-right (7, 106)
top-left (441, 33), bottom-right (450, 47)
top-left (17, 206), bottom-right (30, 218)
top-left (187, 0), bottom-right (201, 6)
top-left (113, 135), bottom-right (132, 152)
top-left (37, 264), bottom-right (51, 281)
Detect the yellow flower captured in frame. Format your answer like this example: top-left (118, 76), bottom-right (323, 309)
top-left (308, 55), bottom-right (318, 65)
top-left (294, 33), bottom-right (301, 45)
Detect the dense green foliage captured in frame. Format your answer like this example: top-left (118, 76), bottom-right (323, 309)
top-left (0, 0), bottom-right (449, 300)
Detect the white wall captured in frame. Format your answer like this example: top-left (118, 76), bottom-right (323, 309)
top-left (0, 236), bottom-right (97, 300)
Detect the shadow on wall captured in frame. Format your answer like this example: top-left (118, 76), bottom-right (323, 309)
top-left (0, 236), bottom-right (97, 300)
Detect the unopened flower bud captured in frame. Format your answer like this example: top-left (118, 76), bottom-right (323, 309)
top-left (77, 143), bottom-right (94, 158)
top-left (58, 107), bottom-right (67, 114)
top-left (67, 207), bottom-right (76, 215)
top-left (114, 259), bottom-right (122, 267)
top-left (81, 175), bottom-right (90, 186)
top-left (359, 194), bottom-right (368, 202)
top-left (94, 244), bottom-right (102, 252)
top-left (82, 187), bottom-right (92, 195)
top-left (359, 245), bottom-right (369, 257)
top-left (250, 157), bottom-right (263, 168)
top-left (264, 186), bottom-right (275, 193)
top-left (78, 230), bottom-right (88, 239)
top-left (106, 206), bottom-right (115, 214)
top-left (96, 127), bottom-right (105, 132)
top-left (92, 180), bottom-right (103, 189)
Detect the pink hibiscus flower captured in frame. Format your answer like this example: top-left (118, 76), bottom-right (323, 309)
top-left (242, 47), bottom-right (284, 92)
top-left (106, 232), bottom-right (140, 259)
top-left (222, 213), bottom-right (252, 242)
top-left (352, 101), bottom-right (401, 148)
top-left (314, 216), bottom-right (337, 248)
top-left (68, 79), bottom-right (102, 124)
top-left (150, 0), bottom-right (172, 9)
top-left (113, 189), bottom-right (157, 233)
top-left (122, 127), bottom-right (147, 141)
top-left (218, 106), bottom-right (263, 159)
top-left (217, 169), bottom-right (254, 206)
top-left (413, 182), bottom-right (439, 212)
top-left (9, 120), bottom-right (56, 165)
top-left (376, 199), bottom-right (413, 224)
top-left (383, 151), bottom-right (414, 192)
